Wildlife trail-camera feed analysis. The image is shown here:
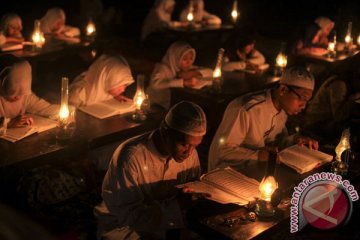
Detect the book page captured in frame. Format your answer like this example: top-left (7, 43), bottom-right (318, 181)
top-left (79, 99), bottom-right (135, 119)
top-left (279, 145), bottom-right (333, 174)
top-left (31, 115), bottom-right (58, 133)
top-left (191, 79), bottom-right (213, 90)
top-left (0, 127), bottom-right (36, 142)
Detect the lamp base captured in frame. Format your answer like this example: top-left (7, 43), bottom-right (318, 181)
top-left (56, 123), bottom-right (76, 143)
top-left (132, 110), bottom-right (147, 122)
top-left (255, 199), bottom-right (275, 217)
top-left (331, 161), bottom-right (348, 177)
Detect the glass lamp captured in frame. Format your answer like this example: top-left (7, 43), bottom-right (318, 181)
top-left (187, 0), bottom-right (194, 25)
top-left (331, 128), bottom-right (351, 176)
top-left (132, 75), bottom-right (147, 121)
top-left (275, 50), bottom-right (287, 77)
top-left (212, 48), bottom-right (225, 93)
top-left (231, 0), bottom-right (239, 24)
top-left (32, 20), bottom-right (45, 49)
top-left (85, 19), bottom-right (96, 41)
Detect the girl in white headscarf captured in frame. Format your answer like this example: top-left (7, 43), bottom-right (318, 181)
top-left (69, 54), bottom-right (134, 107)
top-left (180, 0), bottom-right (221, 25)
top-left (141, 0), bottom-right (176, 41)
top-left (147, 41), bottom-right (213, 110)
top-left (0, 55), bottom-right (59, 128)
top-left (314, 16), bottom-right (335, 47)
top-left (40, 8), bottom-right (80, 42)
top-left (0, 13), bottom-right (24, 44)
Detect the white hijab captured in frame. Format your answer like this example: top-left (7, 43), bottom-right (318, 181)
top-left (159, 41), bottom-right (196, 77)
top-left (141, 0), bottom-right (175, 40)
top-left (70, 54), bottom-right (134, 106)
top-left (0, 56), bottom-right (32, 118)
top-left (0, 13), bottom-right (23, 38)
top-left (40, 8), bottom-right (66, 34)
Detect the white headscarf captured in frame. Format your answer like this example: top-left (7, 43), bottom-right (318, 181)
top-left (141, 0), bottom-right (175, 40)
top-left (0, 13), bottom-right (23, 38)
top-left (0, 56), bottom-right (31, 98)
top-left (70, 54), bottom-right (134, 106)
top-left (314, 16), bottom-right (334, 34)
top-left (40, 8), bottom-right (66, 34)
top-left (160, 41), bottom-right (196, 76)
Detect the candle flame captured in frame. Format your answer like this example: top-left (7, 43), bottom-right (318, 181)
top-left (276, 53), bottom-right (287, 68)
top-left (187, 12), bottom-right (194, 22)
top-left (32, 31), bottom-right (45, 48)
top-left (213, 67), bottom-right (221, 78)
top-left (59, 105), bottom-right (70, 121)
top-left (86, 21), bottom-right (96, 36)
top-left (357, 34), bottom-right (360, 46)
top-left (259, 176), bottom-right (278, 201)
top-left (345, 35), bottom-right (351, 44)
top-left (231, 10), bottom-right (238, 22)
top-left (328, 41), bottom-right (335, 52)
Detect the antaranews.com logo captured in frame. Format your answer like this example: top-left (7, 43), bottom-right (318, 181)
top-left (290, 172), bottom-right (359, 233)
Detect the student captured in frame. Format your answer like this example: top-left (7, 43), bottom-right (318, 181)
top-left (304, 67), bottom-right (360, 138)
top-left (208, 66), bottom-right (319, 171)
top-left (179, 0), bottom-right (221, 25)
top-left (141, 0), bottom-right (186, 41)
top-left (222, 27), bottom-right (267, 72)
top-left (292, 22), bottom-right (328, 56)
top-left (0, 54), bottom-right (59, 127)
top-left (0, 13), bottom-right (24, 44)
top-left (147, 41), bottom-right (213, 110)
top-left (69, 54), bottom-right (134, 107)
top-left (314, 16), bottom-right (335, 47)
top-left (95, 101), bottom-right (207, 239)
top-left (40, 8), bottom-right (80, 42)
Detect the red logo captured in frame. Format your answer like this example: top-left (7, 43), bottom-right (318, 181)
top-left (301, 182), bottom-right (349, 229)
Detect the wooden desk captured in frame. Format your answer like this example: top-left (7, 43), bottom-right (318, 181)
top-left (188, 156), bottom-right (360, 240)
top-left (0, 111), bottom-right (161, 168)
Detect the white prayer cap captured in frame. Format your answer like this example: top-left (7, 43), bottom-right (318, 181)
top-left (279, 66), bottom-right (315, 90)
top-left (165, 101), bottom-right (207, 137)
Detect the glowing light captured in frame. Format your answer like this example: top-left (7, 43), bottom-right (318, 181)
top-left (59, 105), bottom-right (70, 121)
top-left (357, 34), bottom-right (360, 46)
top-left (328, 41), bottom-right (335, 52)
top-left (187, 12), bottom-right (194, 22)
top-left (231, 0), bottom-right (239, 23)
top-left (259, 176), bottom-right (278, 201)
top-left (276, 53), bottom-right (287, 68)
top-left (86, 20), bottom-right (96, 36)
top-left (335, 129), bottom-right (350, 162)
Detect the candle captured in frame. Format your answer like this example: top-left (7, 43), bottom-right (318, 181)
top-left (231, 0), bottom-right (239, 23)
top-left (86, 20), bottom-right (96, 36)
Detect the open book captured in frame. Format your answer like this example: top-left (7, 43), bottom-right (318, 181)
top-left (0, 115), bottom-right (57, 142)
top-left (0, 43), bottom-right (23, 52)
top-left (279, 145), bottom-right (333, 174)
top-left (191, 79), bottom-right (213, 90)
top-left (178, 167), bottom-right (260, 205)
top-left (79, 99), bottom-right (136, 119)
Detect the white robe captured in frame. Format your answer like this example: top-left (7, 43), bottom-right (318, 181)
top-left (40, 8), bottom-right (80, 37)
top-left (222, 49), bottom-right (266, 71)
top-left (95, 131), bottom-right (201, 239)
top-left (69, 54), bottom-right (134, 107)
top-left (141, 0), bottom-right (175, 41)
top-left (147, 41), bottom-right (213, 109)
top-left (208, 89), bottom-right (294, 171)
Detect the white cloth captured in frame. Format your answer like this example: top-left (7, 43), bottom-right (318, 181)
top-left (208, 89), bottom-right (293, 171)
top-left (40, 8), bottom-right (80, 37)
top-left (222, 50), bottom-right (265, 72)
top-left (95, 131), bottom-right (201, 239)
top-left (69, 54), bottom-right (134, 107)
top-left (179, 0), bottom-right (221, 25)
top-left (141, 0), bottom-right (175, 40)
top-left (147, 41), bottom-right (213, 109)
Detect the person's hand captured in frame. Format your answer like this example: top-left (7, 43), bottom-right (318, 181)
top-left (295, 136), bottom-right (319, 150)
top-left (114, 94), bottom-right (132, 103)
top-left (177, 187), bottom-right (210, 211)
top-left (8, 115), bottom-right (34, 128)
top-left (183, 77), bottom-right (198, 88)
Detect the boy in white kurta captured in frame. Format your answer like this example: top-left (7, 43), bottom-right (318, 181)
top-left (147, 41), bottom-right (213, 110)
top-left (95, 101), bottom-right (207, 239)
top-left (208, 67), bottom-right (319, 171)
top-left (0, 55), bottom-right (59, 127)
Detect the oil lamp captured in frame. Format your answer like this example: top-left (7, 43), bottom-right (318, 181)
top-left (32, 20), bottom-right (45, 49)
top-left (231, 0), bottom-right (239, 23)
top-left (212, 48), bottom-right (224, 93)
top-left (132, 75), bottom-right (147, 121)
top-left (331, 128), bottom-right (351, 176)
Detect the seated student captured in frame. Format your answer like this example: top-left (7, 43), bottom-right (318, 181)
top-left (0, 54), bottom-right (59, 127)
top-left (147, 41), bottom-right (213, 110)
top-left (69, 54), bottom-right (134, 107)
top-left (141, 0), bottom-right (187, 41)
top-left (304, 66), bottom-right (360, 138)
top-left (291, 22), bottom-right (328, 56)
top-left (179, 0), bottom-right (221, 25)
top-left (208, 66), bottom-right (319, 171)
top-left (0, 13), bottom-right (24, 44)
top-left (95, 101), bottom-right (206, 239)
top-left (222, 27), bottom-right (267, 72)
top-left (40, 8), bottom-right (80, 43)
top-left (314, 16), bottom-right (335, 47)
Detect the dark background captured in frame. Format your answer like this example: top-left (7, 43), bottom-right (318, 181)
top-left (1, 0), bottom-right (360, 41)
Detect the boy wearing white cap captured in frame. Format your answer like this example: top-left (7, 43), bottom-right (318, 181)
top-left (208, 66), bottom-right (318, 171)
top-left (95, 101), bottom-right (207, 240)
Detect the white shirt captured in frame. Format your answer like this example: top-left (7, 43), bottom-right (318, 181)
top-left (95, 131), bottom-right (201, 238)
top-left (222, 50), bottom-right (266, 72)
top-left (208, 89), bottom-right (293, 171)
